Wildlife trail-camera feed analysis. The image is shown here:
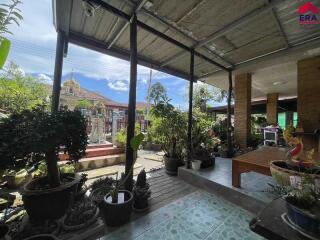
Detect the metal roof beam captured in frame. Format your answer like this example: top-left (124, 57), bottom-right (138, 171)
top-left (138, 8), bottom-right (234, 67)
top-left (87, 0), bottom-right (230, 72)
top-left (163, 1), bottom-right (279, 67)
top-left (201, 35), bottom-right (320, 79)
top-left (107, 0), bottom-right (148, 49)
top-left (270, 9), bottom-right (289, 47)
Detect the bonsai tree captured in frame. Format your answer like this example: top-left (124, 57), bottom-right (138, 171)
top-left (133, 169), bottom-right (151, 210)
top-left (150, 97), bottom-right (187, 160)
top-left (0, 107), bottom-right (88, 187)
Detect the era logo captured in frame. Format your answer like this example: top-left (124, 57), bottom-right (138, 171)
top-left (298, 2), bottom-right (319, 24)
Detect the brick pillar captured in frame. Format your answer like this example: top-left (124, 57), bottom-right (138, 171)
top-left (266, 93), bottom-right (279, 125)
top-left (234, 73), bottom-right (251, 149)
top-left (297, 56), bottom-right (320, 152)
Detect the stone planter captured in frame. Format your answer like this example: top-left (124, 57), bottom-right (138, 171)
top-left (270, 160), bottom-right (320, 186)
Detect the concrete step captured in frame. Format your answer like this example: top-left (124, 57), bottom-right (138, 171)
top-left (86, 143), bottom-right (113, 149)
top-left (59, 146), bottom-right (124, 161)
top-left (81, 163), bottom-right (143, 180)
top-left (58, 154), bottom-right (125, 171)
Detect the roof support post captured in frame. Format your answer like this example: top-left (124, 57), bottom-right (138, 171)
top-left (227, 70), bottom-right (233, 157)
top-left (187, 49), bottom-right (194, 169)
top-left (125, 13), bottom-right (137, 191)
top-left (52, 30), bottom-right (67, 113)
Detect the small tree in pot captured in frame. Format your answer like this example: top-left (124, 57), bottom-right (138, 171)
top-left (133, 169), bottom-right (151, 211)
top-left (0, 107), bottom-right (88, 220)
top-left (151, 97), bottom-right (187, 175)
top-left (191, 109), bottom-right (216, 169)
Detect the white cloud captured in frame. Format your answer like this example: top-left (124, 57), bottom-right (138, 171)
top-left (107, 80), bottom-right (129, 91)
top-left (4, 0), bottom-right (180, 93)
top-left (38, 73), bottom-right (52, 85)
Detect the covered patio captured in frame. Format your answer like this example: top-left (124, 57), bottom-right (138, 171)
top-left (50, 0), bottom-right (320, 239)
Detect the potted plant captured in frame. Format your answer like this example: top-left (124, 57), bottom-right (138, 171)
top-left (191, 110), bottom-right (216, 169)
top-left (62, 196), bottom-right (99, 231)
top-left (0, 107), bottom-right (88, 221)
top-left (269, 176), bottom-right (320, 235)
top-left (151, 97), bottom-right (187, 175)
top-left (133, 169), bottom-right (151, 211)
top-left (270, 126), bottom-right (320, 186)
top-left (89, 176), bottom-right (116, 208)
top-left (102, 133), bottom-right (144, 227)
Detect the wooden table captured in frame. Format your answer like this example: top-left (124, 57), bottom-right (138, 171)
top-left (232, 146), bottom-right (287, 187)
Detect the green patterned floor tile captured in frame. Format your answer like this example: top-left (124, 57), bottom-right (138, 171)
top-left (102, 190), bottom-right (265, 240)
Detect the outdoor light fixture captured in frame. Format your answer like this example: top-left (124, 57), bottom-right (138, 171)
top-left (82, 0), bottom-right (99, 17)
top-left (272, 81), bottom-right (288, 86)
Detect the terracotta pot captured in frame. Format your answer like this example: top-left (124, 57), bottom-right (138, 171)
top-left (270, 160), bottom-right (320, 186)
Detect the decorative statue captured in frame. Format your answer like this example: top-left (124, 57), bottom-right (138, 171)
top-left (89, 101), bottom-right (106, 144)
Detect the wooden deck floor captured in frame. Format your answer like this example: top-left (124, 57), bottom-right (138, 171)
top-left (140, 169), bottom-right (197, 214)
top-left (78, 168), bottom-right (197, 240)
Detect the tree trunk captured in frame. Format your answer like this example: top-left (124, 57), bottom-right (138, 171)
top-left (46, 150), bottom-right (60, 187)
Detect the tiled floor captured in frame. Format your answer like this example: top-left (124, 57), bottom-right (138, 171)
top-left (99, 190), bottom-right (265, 240)
top-left (187, 158), bottom-right (277, 203)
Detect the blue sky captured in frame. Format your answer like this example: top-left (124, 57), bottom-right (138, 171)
top-left (3, 0), bottom-right (222, 109)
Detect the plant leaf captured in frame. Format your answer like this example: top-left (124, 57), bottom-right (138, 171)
top-left (130, 133), bottom-right (144, 151)
top-left (0, 38), bottom-right (11, 69)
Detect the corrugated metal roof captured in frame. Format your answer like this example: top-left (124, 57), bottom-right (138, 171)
top-left (53, 0), bottom-right (320, 80)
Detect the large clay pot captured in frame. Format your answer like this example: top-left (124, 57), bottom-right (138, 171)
top-left (102, 190), bottom-right (133, 227)
top-left (21, 174), bottom-right (79, 221)
top-left (270, 160), bottom-right (320, 185)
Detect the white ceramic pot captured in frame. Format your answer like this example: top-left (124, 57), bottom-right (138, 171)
top-left (191, 160), bottom-right (201, 170)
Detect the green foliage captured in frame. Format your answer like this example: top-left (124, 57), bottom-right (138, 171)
top-left (0, 107), bottom-right (88, 186)
top-left (0, 0), bottom-right (23, 35)
top-left (187, 84), bottom-right (227, 112)
top-left (0, 0), bottom-right (23, 68)
top-left (269, 176), bottom-right (320, 210)
top-left (192, 108), bottom-right (218, 158)
top-left (150, 97), bottom-right (187, 159)
top-left (0, 62), bottom-right (50, 113)
top-left (130, 133), bottom-right (145, 151)
top-left (115, 123), bottom-right (141, 148)
top-left (147, 82), bottom-right (167, 105)
top-left (212, 119), bottom-right (228, 142)
top-left (0, 38), bottom-right (10, 68)
top-left (75, 99), bottom-right (93, 110)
